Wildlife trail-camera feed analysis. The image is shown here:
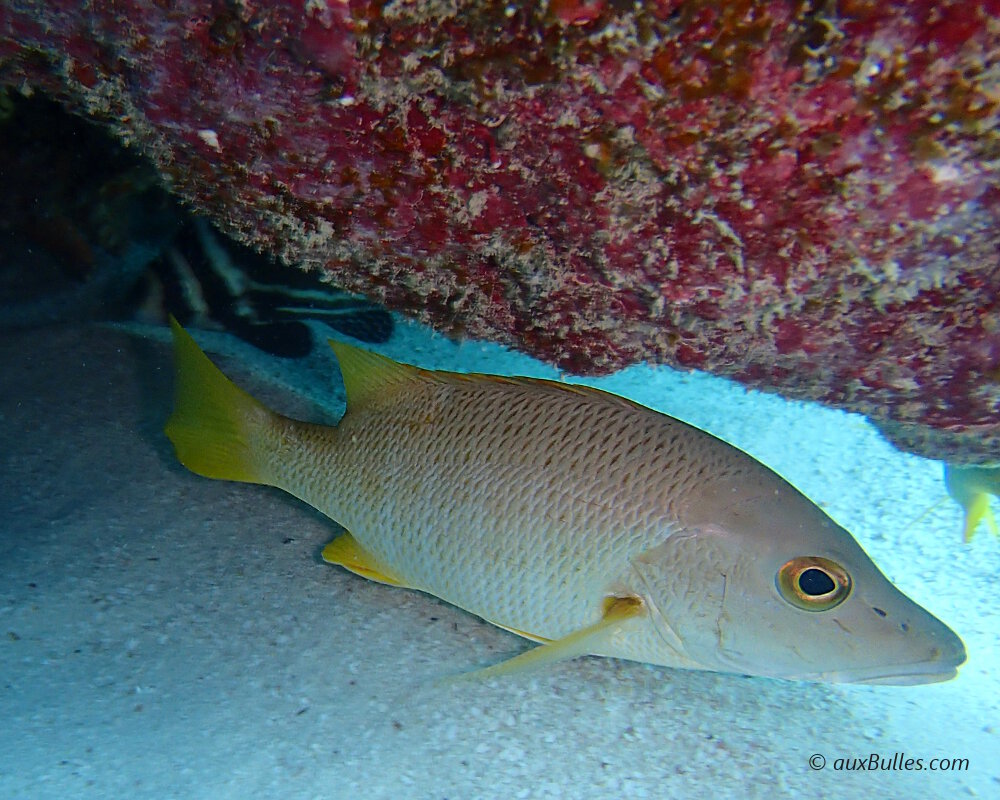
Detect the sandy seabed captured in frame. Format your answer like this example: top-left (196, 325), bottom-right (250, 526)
top-left (1, 319), bottom-right (996, 800)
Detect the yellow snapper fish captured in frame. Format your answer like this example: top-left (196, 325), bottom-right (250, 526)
top-left (944, 462), bottom-right (1000, 542)
top-left (164, 319), bottom-right (965, 685)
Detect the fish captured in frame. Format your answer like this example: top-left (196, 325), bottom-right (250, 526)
top-left (944, 463), bottom-right (1000, 542)
top-left (132, 218), bottom-right (393, 357)
top-left (164, 318), bottom-right (966, 685)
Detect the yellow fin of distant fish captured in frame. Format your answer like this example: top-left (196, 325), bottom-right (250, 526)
top-left (960, 492), bottom-right (998, 542)
top-left (451, 596), bottom-right (646, 682)
top-left (943, 463), bottom-right (1000, 542)
top-left (321, 532), bottom-right (413, 588)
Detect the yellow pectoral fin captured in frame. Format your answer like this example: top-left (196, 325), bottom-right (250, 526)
top-left (452, 596), bottom-right (646, 682)
top-left (322, 533), bottom-right (412, 588)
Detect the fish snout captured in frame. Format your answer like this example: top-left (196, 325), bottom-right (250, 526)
top-left (827, 606), bottom-right (967, 685)
top-left (849, 624), bottom-right (967, 685)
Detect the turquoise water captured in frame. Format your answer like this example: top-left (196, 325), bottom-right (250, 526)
top-left (1, 314), bottom-right (995, 799)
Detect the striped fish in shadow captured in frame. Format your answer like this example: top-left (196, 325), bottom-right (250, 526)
top-left (132, 217), bottom-right (393, 357)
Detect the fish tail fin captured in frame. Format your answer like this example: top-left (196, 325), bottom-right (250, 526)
top-left (944, 463), bottom-right (999, 542)
top-left (961, 492), bottom-right (996, 543)
top-left (164, 316), bottom-right (275, 485)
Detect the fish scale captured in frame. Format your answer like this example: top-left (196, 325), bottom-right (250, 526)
top-left (165, 318), bottom-right (967, 683)
top-left (287, 379), bottom-right (669, 641)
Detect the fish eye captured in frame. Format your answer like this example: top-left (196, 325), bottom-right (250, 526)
top-left (776, 556), bottom-right (852, 611)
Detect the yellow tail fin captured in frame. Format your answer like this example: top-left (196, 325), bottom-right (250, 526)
top-left (164, 317), bottom-right (274, 484)
top-left (961, 492), bottom-right (997, 543)
top-left (944, 462), bottom-right (1000, 542)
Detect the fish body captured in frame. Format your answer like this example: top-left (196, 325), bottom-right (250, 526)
top-left (165, 320), bottom-right (965, 684)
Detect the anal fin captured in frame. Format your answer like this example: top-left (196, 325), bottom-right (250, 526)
top-left (490, 622), bottom-right (552, 644)
top-left (453, 596), bottom-right (645, 682)
top-left (322, 532), bottom-right (412, 588)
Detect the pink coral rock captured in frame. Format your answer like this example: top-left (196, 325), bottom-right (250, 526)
top-left (1, 0), bottom-right (998, 461)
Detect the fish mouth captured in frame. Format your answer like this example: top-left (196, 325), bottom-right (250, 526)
top-left (813, 654), bottom-right (965, 686)
top-left (762, 660), bottom-right (958, 686)
top-left (852, 667), bottom-right (958, 686)
top-left (787, 616), bottom-right (968, 686)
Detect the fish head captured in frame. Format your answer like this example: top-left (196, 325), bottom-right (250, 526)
top-left (631, 477), bottom-right (966, 685)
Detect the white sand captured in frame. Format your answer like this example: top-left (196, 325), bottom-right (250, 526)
top-left (1, 319), bottom-right (996, 799)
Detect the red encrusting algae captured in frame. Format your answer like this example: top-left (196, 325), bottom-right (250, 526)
top-left (1, 0), bottom-right (998, 460)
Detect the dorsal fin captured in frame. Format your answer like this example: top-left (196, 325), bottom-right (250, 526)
top-left (328, 339), bottom-right (663, 418)
top-left (328, 339), bottom-right (432, 410)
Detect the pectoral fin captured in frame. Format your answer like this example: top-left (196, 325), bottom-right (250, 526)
top-left (454, 597), bottom-right (645, 682)
top-left (322, 532), bottom-right (412, 588)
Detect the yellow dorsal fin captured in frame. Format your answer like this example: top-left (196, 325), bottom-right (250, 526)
top-left (326, 341), bottom-right (558, 408)
top-left (447, 596), bottom-right (645, 683)
top-left (327, 339), bottom-right (658, 419)
top-left (328, 340), bottom-right (430, 411)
